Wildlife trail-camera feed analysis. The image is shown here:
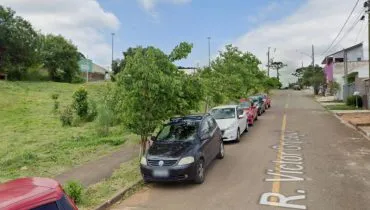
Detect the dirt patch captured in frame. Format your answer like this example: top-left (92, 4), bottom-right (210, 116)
top-left (338, 113), bottom-right (370, 126)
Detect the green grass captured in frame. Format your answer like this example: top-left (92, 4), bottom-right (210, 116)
top-left (0, 81), bottom-right (139, 182)
top-left (79, 158), bottom-right (142, 210)
top-left (325, 104), bottom-right (361, 110)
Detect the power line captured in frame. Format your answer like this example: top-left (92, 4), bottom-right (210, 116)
top-left (329, 9), bottom-right (365, 52)
top-left (355, 17), bottom-right (365, 43)
top-left (321, 0), bottom-right (360, 56)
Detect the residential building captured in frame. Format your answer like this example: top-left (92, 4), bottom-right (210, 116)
top-left (322, 43), bottom-right (366, 101)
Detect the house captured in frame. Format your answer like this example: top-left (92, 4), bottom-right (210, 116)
top-left (79, 58), bottom-right (109, 81)
top-left (178, 66), bottom-right (197, 75)
top-left (322, 43), bottom-right (366, 101)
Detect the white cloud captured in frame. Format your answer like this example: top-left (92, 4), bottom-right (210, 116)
top-left (2, 0), bottom-right (120, 67)
top-left (138, 0), bottom-right (191, 14)
top-left (234, 0), bottom-right (368, 85)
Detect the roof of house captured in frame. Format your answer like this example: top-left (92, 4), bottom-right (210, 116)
top-left (92, 63), bottom-right (108, 74)
top-left (0, 178), bottom-right (63, 210)
top-left (322, 43), bottom-right (363, 64)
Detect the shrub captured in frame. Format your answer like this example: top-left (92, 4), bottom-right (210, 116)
top-left (64, 180), bottom-right (84, 204)
top-left (328, 81), bottom-right (340, 96)
top-left (72, 87), bottom-right (89, 118)
top-left (71, 75), bottom-right (86, 84)
top-left (86, 100), bottom-right (98, 122)
top-left (346, 95), bottom-right (363, 107)
top-left (97, 105), bottom-right (114, 136)
top-left (60, 106), bottom-right (74, 126)
top-left (51, 93), bottom-right (60, 113)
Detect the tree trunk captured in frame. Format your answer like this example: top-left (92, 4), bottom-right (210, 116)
top-left (314, 86), bottom-right (319, 95)
top-left (140, 135), bottom-right (147, 158)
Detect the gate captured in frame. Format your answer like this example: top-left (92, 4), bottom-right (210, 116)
top-left (343, 83), bottom-right (355, 102)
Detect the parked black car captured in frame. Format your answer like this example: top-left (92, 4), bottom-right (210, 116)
top-left (140, 114), bottom-right (224, 184)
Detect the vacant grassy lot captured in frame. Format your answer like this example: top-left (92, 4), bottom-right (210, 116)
top-left (0, 81), bottom-right (138, 182)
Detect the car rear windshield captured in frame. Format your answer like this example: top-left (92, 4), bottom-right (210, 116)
top-left (31, 195), bottom-right (74, 210)
top-left (239, 102), bottom-right (250, 109)
top-left (210, 108), bottom-right (235, 119)
top-left (156, 121), bottom-right (199, 142)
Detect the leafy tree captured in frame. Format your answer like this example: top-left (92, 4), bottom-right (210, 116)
top-left (168, 42), bottom-right (193, 62)
top-left (112, 47), bottom-right (141, 75)
top-left (264, 77), bottom-right (282, 92)
top-left (41, 34), bottom-right (80, 82)
top-left (115, 43), bottom-right (198, 155)
top-left (111, 59), bottom-right (122, 75)
top-left (300, 66), bottom-right (325, 95)
top-left (0, 6), bottom-right (41, 80)
top-left (270, 61), bottom-right (287, 81)
top-left (211, 45), bottom-right (262, 101)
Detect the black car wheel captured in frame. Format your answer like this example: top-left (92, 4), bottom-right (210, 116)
top-left (255, 114), bottom-right (258, 121)
top-left (258, 110), bottom-right (262, 116)
top-left (217, 141), bottom-right (224, 159)
top-left (194, 159), bottom-right (205, 184)
top-left (235, 128), bottom-right (241, 142)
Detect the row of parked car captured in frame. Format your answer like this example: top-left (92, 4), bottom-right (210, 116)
top-left (140, 94), bottom-right (271, 184)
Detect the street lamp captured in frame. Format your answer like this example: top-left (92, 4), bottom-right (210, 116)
top-left (111, 33), bottom-right (115, 71)
top-left (207, 37), bottom-right (211, 68)
top-left (296, 45), bottom-right (315, 66)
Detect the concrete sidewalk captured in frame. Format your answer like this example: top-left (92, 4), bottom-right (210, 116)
top-left (55, 145), bottom-right (139, 186)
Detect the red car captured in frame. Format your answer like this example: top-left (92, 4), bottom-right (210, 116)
top-left (239, 99), bottom-right (258, 126)
top-left (0, 177), bottom-right (78, 210)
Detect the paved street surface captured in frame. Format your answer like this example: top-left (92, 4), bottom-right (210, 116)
top-left (112, 90), bottom-right (370, 210)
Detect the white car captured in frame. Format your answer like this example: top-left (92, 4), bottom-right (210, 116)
top-left (210, 105), bottom-right (248, 142)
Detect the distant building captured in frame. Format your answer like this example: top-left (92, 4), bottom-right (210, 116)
top-left (178, 66), bottom-right (197, 75)
top-left (79, 58), bottom-right (108, 81)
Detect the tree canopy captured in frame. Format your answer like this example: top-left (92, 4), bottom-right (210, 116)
top-left (0, 6), bottom-right (41, 80)
top-left (41, 34), bottom-right (80, 82)
top-left (114, 43), bottom-right (201, 154)
top-left (199, 44), bottom-right (266, 107)
top-left (293, 65), bottom-right (325, 95)
top-left (0, 6), bottom-right (82, 82)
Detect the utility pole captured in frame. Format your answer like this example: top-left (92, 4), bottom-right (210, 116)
top-left (207, 37), bottom-right (211, 68)
top-left (267, 47), bottom-right (270, 76)
top-left (111, 33), bottom-right (115, 72)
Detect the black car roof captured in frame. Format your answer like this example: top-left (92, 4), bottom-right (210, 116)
top-left (169, 114), bottom-right (209, 124)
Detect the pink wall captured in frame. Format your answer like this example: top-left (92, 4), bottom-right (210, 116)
top-left (324, 63), bottom-right (334, 82)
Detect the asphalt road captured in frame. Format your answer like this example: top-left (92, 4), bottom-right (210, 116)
top-left (112, 90), bottom-right (370, 210)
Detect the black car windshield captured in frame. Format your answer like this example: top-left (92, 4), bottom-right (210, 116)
top-left (210, 108), bottom-right (236, 119)
top-left (239, 102), bottom-right (250, 109)
top-left (156, 121), bottom-right (199, 142)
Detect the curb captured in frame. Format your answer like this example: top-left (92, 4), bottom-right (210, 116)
top-left (331, 111), bottom-right (370, 141)
top-left (348, 121), bottom-right (370, 137)
top-left (94, 179), bottom-right (144, 210)
top-left (314, 98), bottom-right (370, 141)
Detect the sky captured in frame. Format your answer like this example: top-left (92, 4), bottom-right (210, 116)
top-left (1, 0), bottom-right (368, 85)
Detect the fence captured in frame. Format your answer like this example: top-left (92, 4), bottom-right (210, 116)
top-left (343, 83), bottom-right (355, 102)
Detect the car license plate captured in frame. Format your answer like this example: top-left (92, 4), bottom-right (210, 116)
top-left (153, 169), bottom-right (169, 178)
